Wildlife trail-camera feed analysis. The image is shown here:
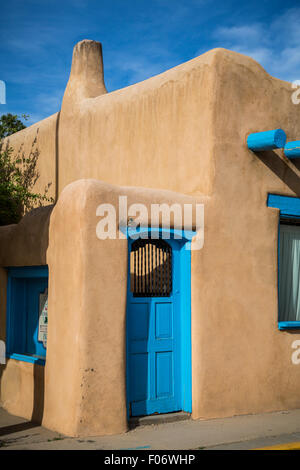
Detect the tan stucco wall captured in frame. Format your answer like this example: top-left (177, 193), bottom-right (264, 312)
top-left (1, 40), bottom-right (300, 435)
top-left (43, 179), bottom-right (203, 436)
top-left (0, 360), bottom-right (44, 423)
top-left (0, 206), bottom-right (52, 422)
top-left (0, 267), bottom-right (7, 408)
top-left (6, 40), bottom-right (217, 199)
top-left (0, 205), bottom-right (53, 267)
top-left (58, 43), bottom-right (216, 197)
top-left (191, 50), bottom-right (300, 419)
top-left (4, 114), bottom-right (58, 202)
top-left (0, 176), bottom-right (202, 436)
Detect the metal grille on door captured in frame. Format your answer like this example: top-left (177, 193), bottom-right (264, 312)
top-left (130, 239), bottom-right (172, 297)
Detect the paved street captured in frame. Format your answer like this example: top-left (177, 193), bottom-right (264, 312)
top-left (1, 407), bottom-right (300, 450)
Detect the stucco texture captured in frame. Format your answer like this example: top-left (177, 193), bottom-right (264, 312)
top-left (191, 51), bottom-right (300, 419)
top-left (4, 114), bottom-right (58, 202)
top-left (0, 206), bottom-right (52, 422)
top-left (1, 40), bottom-right (300, 435)
top-left (43, 179), bottom-right (203, 436)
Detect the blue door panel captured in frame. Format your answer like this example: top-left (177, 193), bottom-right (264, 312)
top-left (156, 351), bottom-right (173, 398)
top-left (155, 303), bottom-right (173, 339)
top-left (128, 303), bottom-right (149, 341)
top-left (127, 237), bottom-right (186, 417)
top-left (130, 353), bottom-right (149, 402)
top-left (10, 279), bottom-right (27, 353)
top-left (132, 396), bottom-right (181, 416)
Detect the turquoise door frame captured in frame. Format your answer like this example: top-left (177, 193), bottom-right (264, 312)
top-left (126, 228), bottom-right (193, 418)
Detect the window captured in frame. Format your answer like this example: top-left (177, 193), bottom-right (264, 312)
top-left (267, 194), bottom-right (300, 330)
top-left (6, 266), bottom-right (48, 364)
top-left (279, 222), bottom-right (300, 326)
top-left (130, 239), bottom-right (172, 297)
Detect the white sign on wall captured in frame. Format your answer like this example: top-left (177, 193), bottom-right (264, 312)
top-left (0, 340), bottom-right (5, 364)
top-left (39, 288), bottom-right (48, 348)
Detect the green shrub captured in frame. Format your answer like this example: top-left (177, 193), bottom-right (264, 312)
top-left (0, 140), bottom-right (53, 226)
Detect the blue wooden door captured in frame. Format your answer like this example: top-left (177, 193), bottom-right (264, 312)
top-left (127, 237), bottom-right (183, 416)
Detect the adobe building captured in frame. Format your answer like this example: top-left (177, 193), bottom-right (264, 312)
top-left (0, 40), bottom-right (300, 437)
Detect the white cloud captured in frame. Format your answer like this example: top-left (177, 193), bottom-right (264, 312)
top-left (34, 92), bottom-right (62, 111)
top-left (106, 44), bottom-right (179, 90)
top-left (211, 8), bottom-right (300, 82)
top-left (271, 8), bottom-right (300, 46)
top-left (216, 24), bottom-right (266, 45)
top-left (5, 91), bottom-right (63, 126)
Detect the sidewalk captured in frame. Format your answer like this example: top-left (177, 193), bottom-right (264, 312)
top-left (1, 406), bottom-right (300, 450)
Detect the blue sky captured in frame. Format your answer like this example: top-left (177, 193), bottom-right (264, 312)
top-left (1, 0), bottom-right (300, 126)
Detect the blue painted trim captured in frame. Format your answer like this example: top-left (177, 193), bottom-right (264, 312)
top-left (284, 141), bottom-right (300, 159)
top-left (121, 225), bottom-right (197, 241)
top-left (179, 242), bottom-right (192, 413)
top-left (280, 214), bottom-right (300, 220)
top-left (268, 196), bottom-right (300, 330)
top-left (6, 352), bottom-right (45, 365)
top-left (278, 322), bottom-right (300, 330)
top-left (277, 217), bottom-right (281, 327)
top-left (6, 271), bottom-right (12, 356)
top-left (247, 129), bottom-right (286, 151)
top-left (7, 266), bottom-right (49, 278)
top-left (277, 224), bottom-right (300, 330)
top-left (267, 194), bottom-right (300, 218)
top-left (126, 250), bottom-right (131, 421)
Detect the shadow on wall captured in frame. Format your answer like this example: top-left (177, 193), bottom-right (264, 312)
top-left (0, 319), bottom-right (46, 435)
top-left (0, 361), bottom-right (41, 437)
top-left (1, 130), bottom-right (55, 226)
top-left (0, 364), bottom-right (5, 419)
top-left (31, 363), bottom-right (45, 424)
top-left (55, 111), bottom-right (60, 203)
top-left (0, 215), bottom-right (53, 435)
top-left (256, 150), bottom-right (300, 197)
top-left (0, 107), bottom-right (59, 436)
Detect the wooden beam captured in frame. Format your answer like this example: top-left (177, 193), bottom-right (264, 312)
top-left (247, 129), bottom-right (286, 151)
top-left (284, 141), bottom-right (300, 159)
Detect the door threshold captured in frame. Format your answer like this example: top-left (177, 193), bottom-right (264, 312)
top-left (129, 411), bottom-right (191, 429)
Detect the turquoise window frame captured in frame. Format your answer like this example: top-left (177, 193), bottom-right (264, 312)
top-left (267, 194), bottom-right (300, 330)
top-left (6, 266), bottom-right (49, 365)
